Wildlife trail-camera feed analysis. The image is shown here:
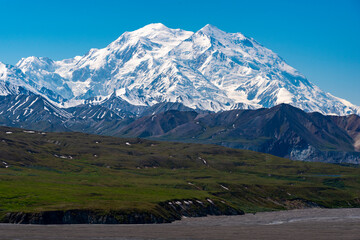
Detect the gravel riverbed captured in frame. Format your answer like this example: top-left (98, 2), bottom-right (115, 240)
top-left (1, 208), bottom-right (360, 240)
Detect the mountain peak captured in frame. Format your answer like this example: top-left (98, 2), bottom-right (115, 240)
top-left (131, 23), bottom-right (181, 36)
top-left (111, 23), bottom-right (193, 47)
top-left (198, 24), bottom-right (225, 36)
top-left (16, 56), bottom-right (53, 70)
top-left (201, 24), bottom-right (220, 30)
top-left (141, 23), bottom-right (168, 30)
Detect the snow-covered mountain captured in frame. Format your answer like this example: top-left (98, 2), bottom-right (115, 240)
top-left (1, 23), bottom-right (359, 115)
top-left (0, 62), bottom-right (68, 103)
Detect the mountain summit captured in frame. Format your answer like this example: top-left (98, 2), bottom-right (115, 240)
top-left (1, 23), bottom-right (359, 115)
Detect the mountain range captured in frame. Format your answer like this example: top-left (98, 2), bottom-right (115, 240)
top-left (0, 23), bottom-right (359, 164)
top-left (118, 104), bottom-right (360, 164)
top-left (0, 94), bottom-right (359, 163)
top-left (1, 23), bottom-right (359, 115)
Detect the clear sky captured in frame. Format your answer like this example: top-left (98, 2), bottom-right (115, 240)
top-left (0, 0), bottom-right (359, 105)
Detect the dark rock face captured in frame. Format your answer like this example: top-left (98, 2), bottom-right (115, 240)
top-left (3, 199), bottom-right (243, 224)
top-left (0, 94), bottom-right (71, 132)
top-left (4, 210), bottom-right (171, 224)
top-left (119, 110), bottom-right (199, 138)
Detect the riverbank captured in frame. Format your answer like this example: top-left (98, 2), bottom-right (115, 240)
top-left (2, 199), bottom-right (242, 224)
top-left (1, 208), bottom-right (360, 240)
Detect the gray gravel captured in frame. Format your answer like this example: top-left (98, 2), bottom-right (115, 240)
top-left (1, 208), bottom-right (360, 240)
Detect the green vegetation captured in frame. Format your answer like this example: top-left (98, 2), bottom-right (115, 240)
top-left (1, 126), bottom-right (360, 220)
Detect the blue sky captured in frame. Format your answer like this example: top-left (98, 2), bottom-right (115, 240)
top-left (0, 0), bottom-right (359, 105)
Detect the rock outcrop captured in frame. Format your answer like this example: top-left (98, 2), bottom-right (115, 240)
top-left (3, 198), bottom-right (243, 224)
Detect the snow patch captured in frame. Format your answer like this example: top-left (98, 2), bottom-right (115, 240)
top-left (23, 130), bottom-right (35, 134)
top-left (276, 88), bottom-right (293, 105)
top-left (220, 185), bottom-right (230, 191)
top-left (198, 157), bottom-right (207, 165)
